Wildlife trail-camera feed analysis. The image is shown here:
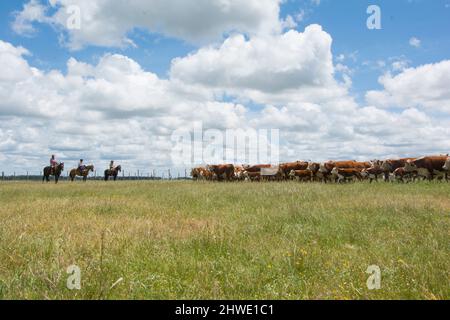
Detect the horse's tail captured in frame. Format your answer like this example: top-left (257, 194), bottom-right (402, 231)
top-left (104, 170), bottom-right (108, 181)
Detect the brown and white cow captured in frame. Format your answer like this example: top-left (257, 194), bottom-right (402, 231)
top-left (391, 167), bottom-right (417, 183)
top-left (381, 158), bottom-right (415, 181)
top-left (207, 164), bottom-right (235, 181)
top-left (307, 162), bottom-right (324, 182)
top-left (241, 164), bottom-right (279, 181)
top-left (192, 167), bottom-right (216, 181)
top-left (233, 165), bottom-right (246, 181)
top-left (278, 161), bottom-right (309, 180)
top-left (331, 167), bottom-right (363, 183)
top-left (289, 170), bottom-right (313, 182)
top-left (404, 156), bottom-right (448, 181)
top-left (443, 157), bottom-right (450, 182)
top-left (243, 171), bottom-right (262, 182)
top-left (243, 164), bottom-right (273, 173)
top-left (361, 166), bottom-right (384, 183)
top-left (443, 157), bottom-right (450, 172)
top-left (191, 167), bottom-right (202, 180)
top-left (319, 161), bottom-right (367, 183)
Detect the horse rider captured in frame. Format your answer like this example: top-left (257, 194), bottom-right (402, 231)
top-left (110, 160), bottom-right (115, 172)
top-left (78, 159), bottom-right (86, 173)
top-left (50, 155), bottom-right (58, 174)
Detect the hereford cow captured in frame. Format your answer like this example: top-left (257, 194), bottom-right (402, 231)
top-left (243, 171), bottom-right (262, 182)
top-left (191, 167), bottom-right (202, 180)
top-left (404, 156), bottom-right (448, 181)
top-left (207, 164), bottom-right (235, 181)
top-left (443, 157), bottom-right (450, 172)
top-left (319, 161), bottom-right (367, 183)
top-left (331, 167), bottom-right (363, 183)
top-left (307, 162), bottom-right (324, 182)
top-left (289, 170), bottom-right (313, 182)
top-left (234, 165), bottom-right (246, 181)
top-left (191, 167), bottom-right (215, 181)
top-left (278, 161), bottom-right (309, 180)
top-left (381, 158), bottom-right (415, 181)
top-left (361, 166), bottom-right (384, 183)
top-left (243, 164), bottom-right (273, 173)
top-left (391, 167), bottom-right (418, 183)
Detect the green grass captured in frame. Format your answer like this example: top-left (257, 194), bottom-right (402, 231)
top-left (0, 181), bottom-right (449, 300)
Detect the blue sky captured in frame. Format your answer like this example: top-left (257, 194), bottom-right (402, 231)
top-left (0, 0), bottom-right (449, 173)
top-left (2, 0), bottom-right (448, 90)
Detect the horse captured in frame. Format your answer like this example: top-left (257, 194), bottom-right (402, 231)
top-left (104, 165), bottom-right (122, 181)
top-left (43, 163), bottom-right (65, 184)
top-left (69, 165), bottom-right (94, 182)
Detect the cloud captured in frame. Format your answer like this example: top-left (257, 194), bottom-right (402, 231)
top-left (171, 25), bottom-right (335, 98)
top-left (11, 0), bottom-right (49, 35)
top-left (13, 0), bottom-right (284, 49)
top-left (409, 37), bottom-right (421, 48)
top-left (1, 23), bottom-right (450, 173)
top-left (0, 39), bottom-right (248, 172)
top-left (366, 60), bottom-right (450, 113)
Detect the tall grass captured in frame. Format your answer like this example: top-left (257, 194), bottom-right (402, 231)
top-left (0, 181), bottom-right (448, 299)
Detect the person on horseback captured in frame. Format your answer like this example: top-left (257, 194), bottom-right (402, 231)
top-left (78, 159), bottom-right (86, 173)
top-left (110, 160), bottom-right (115, 172)
top-left (50, 155), bottom-right (58, 174)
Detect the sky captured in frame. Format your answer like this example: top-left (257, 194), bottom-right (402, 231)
top-left (0, 0), bottom-right (449, 175)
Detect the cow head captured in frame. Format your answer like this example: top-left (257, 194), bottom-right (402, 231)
top-left (443, 157), bottom-right (450, 171)
top-left (331, 167), bottom-right (339, 176)
top-left (288, 170), bottom-right (296, 179)
top-left (234, 168), bottom-right (243, 180)
top-left (307, 162), bottom-right (319, 172)
top-left (404, 160), bottom-right (417, 172)
top-left (319, 163), bottom-right (329, 173)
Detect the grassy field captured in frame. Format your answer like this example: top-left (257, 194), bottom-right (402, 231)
top-left (0, 181), bottom-right (449, 300)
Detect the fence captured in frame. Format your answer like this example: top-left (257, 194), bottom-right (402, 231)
top-left (0, 169), bottom-right (192, 181)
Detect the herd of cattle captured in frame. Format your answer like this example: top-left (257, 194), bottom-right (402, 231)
top-left (191, 155), bottom-right (450, 183)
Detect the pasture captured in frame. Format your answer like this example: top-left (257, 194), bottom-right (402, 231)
top-left (0, 181), bottom-right (449, 300)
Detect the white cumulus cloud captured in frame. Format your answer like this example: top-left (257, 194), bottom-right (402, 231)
top-left (13, 0), bottom-right (284, 49)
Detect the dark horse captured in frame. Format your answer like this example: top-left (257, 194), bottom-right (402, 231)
top-left (104, 165), bottom-right (122, 181)
top-left (43, 163), bottom-right (65, 184)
